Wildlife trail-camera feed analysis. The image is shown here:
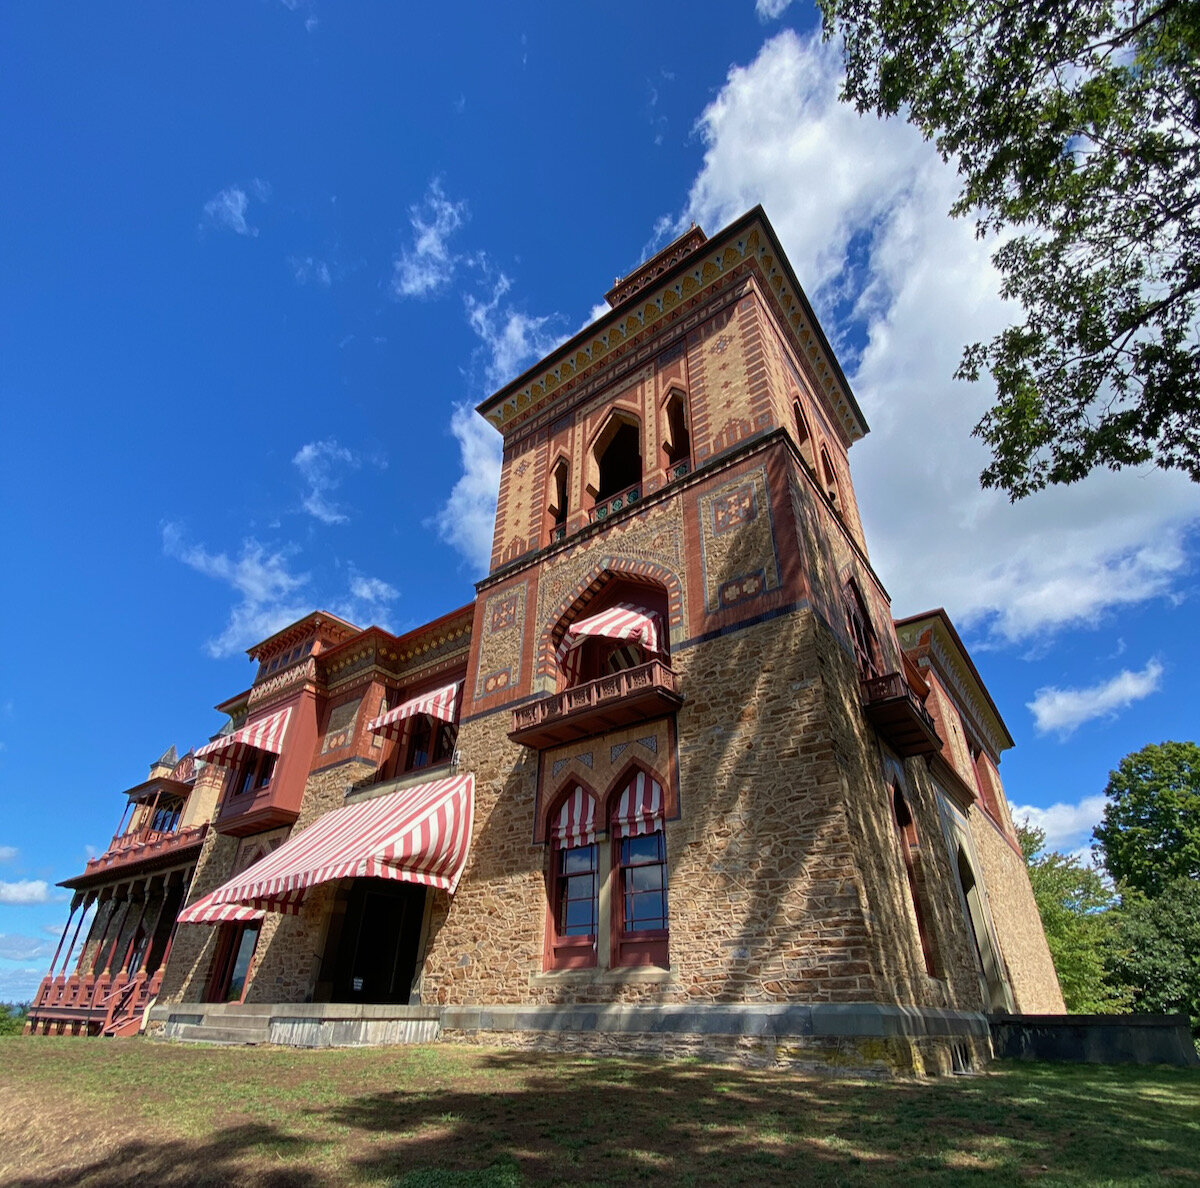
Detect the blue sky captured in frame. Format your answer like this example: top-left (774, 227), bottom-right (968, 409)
top-left (2, 1), bottom-right (1198, 1000)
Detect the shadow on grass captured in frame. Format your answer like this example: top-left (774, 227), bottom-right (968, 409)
top-left (6, 1123), bottom-right (320, 1188)
top-left (6, 1053), bottom-right (1199, 1187)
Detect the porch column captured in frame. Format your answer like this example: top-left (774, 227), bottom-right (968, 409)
top-left (62, 891), bottom-right (96, 975)
top-left (47, 893), bottom-right (83, 975)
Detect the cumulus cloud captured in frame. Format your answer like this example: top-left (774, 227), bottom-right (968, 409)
top-left (1011, 794), bottom-right (1108, 857)
top-left (678, 30), bottom-right (1200, 644)
top-left (391, 179), bottom-right (468, 299)
top-left (464, 273), bottom-right (566, 391)
top-left (293, 439), bottom-right (359, 524)
top-left (0, 934), bottom-right (54, 962)
top-left (0, 880), bottom-right (51, 906)
top-left (433, 404), bottom-right (505, 574)
top-left (201, 180), bottom-right (270, 237)
top-left (1027, 659), bottom-right (1164, 738)
top-left (755, 0), bottom-right (795, 19)
top-left (333, 570), bottom-right (401, 631)
top-left (162, 524), bottom-right (312, 658)
top-left (0, 967), bottom-right (45, 1001)
top-left (0, 846), bottom-right (16, 864)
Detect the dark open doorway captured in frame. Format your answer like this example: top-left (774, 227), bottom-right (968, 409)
top-left (321, 879), bottom-right (427, 1004)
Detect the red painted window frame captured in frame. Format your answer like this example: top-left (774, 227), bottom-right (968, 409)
top-left (545, 841), bottom-right (598, 970)
top-left (611, 828), bottom-right (669, 969)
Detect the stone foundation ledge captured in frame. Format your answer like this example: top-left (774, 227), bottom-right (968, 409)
top-left (439, 1002), bottom-right (989, 1039)
top-left (148, 1000), bottom-right (987, 1045)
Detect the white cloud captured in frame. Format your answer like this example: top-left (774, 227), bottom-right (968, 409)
top-left (1011, 795), bottom-right (1108, 855)
top-left (201, 180), bottom-right (270, 237)
top-left (290, 256), bottom-right (332, 287)
top-left (464, 273), bottom-right (565, 390)
top-left (333, 570), bottom-right (400, 631)
top-left (0, 934), bottom-right (54, 962)
top-left (0, 967), bottom-right (44, 1002)
top-left (433, 404), bottom-right (504, 574)
top-left (162, 524), bottom-right (312, 658)
top-left (391, 179), bottom-right (468, 299)
top-left (1027, 659), bottom-right (1164, 737)
top-left (0, 846), bottom-right (16, 864)
top-left (755, 0), bottom-right (794, 19)
top-left (293, 439), bottom-right (359, 524)
top-left (679, 30), bottom-right (1200, 645)
top-left (0, 880), bottom-right (50, 906)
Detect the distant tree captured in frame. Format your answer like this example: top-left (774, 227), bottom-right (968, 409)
top-left (1094, 741), bottom-right (1200, 897)
top-left (0, 1002), bottom-right (29, 1036)
top-left (1017, 823), bottom-right (1128, 1014)
top-left (820, 0), bottom-right (1200, 498)
top-left (1107, 877), bottom-right (1200, 1036)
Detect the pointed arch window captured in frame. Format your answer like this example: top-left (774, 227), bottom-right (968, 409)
top-left (611, 771), bottom-right (669, 968)
top-left (589, 412), bottom-right (643, 504)
top-left (548, 457), bottom-right (570, 542)
top-left (792, 399), bottom-right (816, 473)
top-left (844, 580), bottom-right (881, 682)
top-left (892, 786), bottom-right (938, 976)
top-left (545, 787), bottom-right (599, 970)
top-left (662, 389), bottom-right (691, 474)
top-left (821, 446), bottom-right (842, 510)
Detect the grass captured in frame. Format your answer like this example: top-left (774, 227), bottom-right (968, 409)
top-left (0, 1037), bottom-right (1197, 1186)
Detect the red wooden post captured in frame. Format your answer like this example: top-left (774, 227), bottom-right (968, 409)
top-left (46, 893), bottom-right (82, 976)
top-left (63, 891), bottom-right (96, 975)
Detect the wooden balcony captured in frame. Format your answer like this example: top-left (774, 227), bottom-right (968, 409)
top-left (28, 967), bottom-right (164, 1037)
top-left (861, 671), bottom-right (942, 757)
top-left (510, 659), bottom-right (683, 748)
top-left (63, 824), bottom-right (209, 888)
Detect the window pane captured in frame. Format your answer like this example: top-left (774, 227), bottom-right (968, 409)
top-left (628, 864), bottom-right (663, 892)
top-left (257, 755), bottom-right (276, 787)
top-left (225, 927), bottom-right (259, 1002)
top-left (622, 832), bottom-right (664, 865)
top-left (560, 845), bottom-right (596, 875)
top-left (563, 899), bottom-right (595, 934)
top-left (627, 890), bottom-right (667, 930)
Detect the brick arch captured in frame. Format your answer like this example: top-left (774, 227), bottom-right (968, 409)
top-left (535, 556), bottom-right (685, 679)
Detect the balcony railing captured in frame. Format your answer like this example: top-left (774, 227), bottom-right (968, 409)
top-left (589, 483), bottom-right (641, 524)
top-left (510, 659), bottom-right (683, 748)
top-left (28, 966), bottom-right (164, 1037)
top-left (860, 671), bottom-right (942, 757)
top-left (80, 823), bottom-right (209, 877)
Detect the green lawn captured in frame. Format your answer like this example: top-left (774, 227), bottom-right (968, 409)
top-left (0, 1037), bottom-right (1196, 1186)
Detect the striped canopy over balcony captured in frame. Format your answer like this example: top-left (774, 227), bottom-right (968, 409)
top-left (366, 681), bottom-right (463, 741)
top-left (195, 706), bottom-right (292, 769)
top-left (176, 773), bottom-right (475, 925)
top-left (557, 603), bottom-right (663, 684)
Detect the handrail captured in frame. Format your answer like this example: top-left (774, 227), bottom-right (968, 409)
top-left (513, 659), bottom-right (679, 732)
top-left (83, 822), bottom-right (208, 873)
top-left (589, 483), bottom-right (641, 523)
top-left (861, 671), bottom-right (939, 736)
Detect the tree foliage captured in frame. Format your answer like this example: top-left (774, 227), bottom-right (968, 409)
top-left (1017, 823), bottom-right (1128, 1013)
top-left (820, 0), bottom-right (1200, 497)
top-left (1094, 740), bottom-right (1200, 896)
top-left (1107, 877), bottom-right (1200, 1034)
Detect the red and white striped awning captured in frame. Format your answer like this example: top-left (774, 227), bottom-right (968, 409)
top-left (557, 603), bottom-right (662, 683)
top-left (177, 773), bottom-right (475, 923)
top-left (613, 771), bottom-right (664, 839)
top-left (195, 706), bottom-right (293, 769)
top-left (176, 890), bottom-right (265, 925)
top-left (551, 786), bottom-right (597, 848)
top-left (366, 681), bottom-right (463, 741)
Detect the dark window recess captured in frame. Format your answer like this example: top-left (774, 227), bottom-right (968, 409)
top-left (207, 922), bottom-right (260, 1003)
top-left (150, 803), bottom-right (182, 833)
top-left (845, 583), bottom-right (881, 681)
top-left (596, 422), bottom-right (642, 501)
top-left (405, 716), bottom-right (456, 772)
top-left (232, 752), bottom-right (276, 797)
top-left (321, 880), bottom-right (427, 1004)
top-left (550, 459), bottom-right (569, 528)
top-left (663, 394), bottom-right (691, 467)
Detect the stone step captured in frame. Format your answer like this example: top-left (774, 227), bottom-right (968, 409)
top-left (171, 1023), bottom-right (270, 1045)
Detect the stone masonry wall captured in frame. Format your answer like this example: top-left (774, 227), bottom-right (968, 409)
top-left (969, 810), bottom-right (1065, 1013)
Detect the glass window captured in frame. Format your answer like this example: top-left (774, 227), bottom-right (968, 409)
top-left (224, 925), bottom-right (260, 1002)
top-left (557, 844), bottom-right (597, 937)
top-left (619, 831), bottom-right (668, 933)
